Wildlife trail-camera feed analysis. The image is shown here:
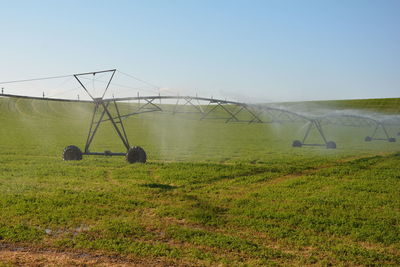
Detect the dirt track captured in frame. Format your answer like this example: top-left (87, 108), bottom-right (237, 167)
top-left (0, 244), bottom-right (185, 267)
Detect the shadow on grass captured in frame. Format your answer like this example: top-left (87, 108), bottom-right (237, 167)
top-left (141, 183), bottom-right (178, 190)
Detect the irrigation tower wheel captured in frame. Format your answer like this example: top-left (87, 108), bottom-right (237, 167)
top-left (326, 141), bottom-right (336, 149)
top-left (364, 136), bottom-right (372, 142)
top-left (126, 146), bottom-right (147, 163)
top-left (292, 140), bottom-right (302, 147)
top-left (63, 145), bottom-right (83, 161)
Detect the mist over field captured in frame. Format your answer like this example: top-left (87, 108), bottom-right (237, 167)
top-left (1, 96), bottom-right (399, 160)
top-left (0, 91), bottom-right (399, 266)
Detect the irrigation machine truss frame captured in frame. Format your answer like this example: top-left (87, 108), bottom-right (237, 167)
top-left (0, 69), bottom-right (399, 163)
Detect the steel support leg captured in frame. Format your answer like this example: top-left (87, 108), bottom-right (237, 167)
top-left (113, 100), bottom-right (130, 148)
top-left (314, 120), bottom-right (328, 144)
top-left (84, 102), bottom-right (109, 153)
top-left (100, 101), bottom-right (131, 150)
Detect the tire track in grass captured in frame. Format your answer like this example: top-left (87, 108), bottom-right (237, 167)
top-left (0, 98), bottom-right (6, 114)
top-left (31, 99), bottom-right (61, 120)
top-left (0, 154), bottom-right (393, 266)
top-left (138, 222), bottom-right (294, 265)
top-left (17, 100), bottom-right (41, 120)
top-left (221, 152), bottom-right (400, 266)
top-left (138, 201), bottom-right (399, 267)
top-left (15, 99), bottom-right (52, 120)
top-left (4, 98), bottom-right (18, 114)
top-left (46, 101), bottom-right (81, 121)
top-left (143, 154), bottom-right (392, 248)
top-left (222, 152), bottom-right (392, 198)
top-left (160, 152), bottom-right (397, 265)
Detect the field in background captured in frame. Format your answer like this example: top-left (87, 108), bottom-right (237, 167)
top-left (281, 97), bottom-right (400, 113)
top-left (0, 97), bottom-right (399, 266)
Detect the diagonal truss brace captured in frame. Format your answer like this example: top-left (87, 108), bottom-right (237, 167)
top-left (301, 120), bottom-right (329, 146)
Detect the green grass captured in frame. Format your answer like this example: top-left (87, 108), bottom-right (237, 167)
top-left (281, 97), bottom-right (400, 113)
top-left (0, 97), bottom-right (399, 266)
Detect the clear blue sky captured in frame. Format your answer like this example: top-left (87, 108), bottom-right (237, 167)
top-left (1, 0), bottom-right (399, 102)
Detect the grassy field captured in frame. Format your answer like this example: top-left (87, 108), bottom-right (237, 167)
top-left (0, 97), bottom-right (399, 266)
top-left (281, 97), bottom-right (400, 114)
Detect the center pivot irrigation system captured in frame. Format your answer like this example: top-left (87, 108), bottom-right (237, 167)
top-left (1, 69), bottom-right (399, 163)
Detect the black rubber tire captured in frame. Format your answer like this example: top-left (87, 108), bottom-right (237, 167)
top-left (63, 145), bottom-right (83, 161)
top-left (388, 138), bottom-right (396, 143)
top-left (126, 146), bottom-right (147, 163)
top-left (292, 140), bottom-right (302, 147)
top-left (364, 136), bottom-right (372, 142)
top-left (326, 141), bottom-right (336, 149)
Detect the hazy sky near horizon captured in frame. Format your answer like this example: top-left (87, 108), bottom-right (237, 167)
top-left (0, 0), bottom-right (399, 102)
